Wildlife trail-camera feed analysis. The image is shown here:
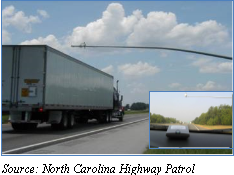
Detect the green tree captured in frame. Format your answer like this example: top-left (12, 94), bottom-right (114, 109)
top-left (131, 102), bottom-right (148, 110)
top-left (192, 104), bottom-right (232, 125)
top-left (125, 104), bottom-right (130, 110)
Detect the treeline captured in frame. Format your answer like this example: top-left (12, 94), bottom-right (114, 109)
top-left (150, 113), bottom-right (179, 123)
top-left (193, 104), bottom-right (232, 125)
top-left (125, 102), bottom-right (149, 110)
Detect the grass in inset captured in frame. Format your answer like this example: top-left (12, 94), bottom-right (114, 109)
top-left (144, 149), bottom-right (232, 154)
top-left (195, 124), bottom-right (232, 130)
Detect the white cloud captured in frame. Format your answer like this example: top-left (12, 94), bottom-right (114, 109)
top-left (127, 16), bottom-right (229, 48)
top-left (118, 61), bottom-right (160, 78)
top-left (192, 58), bottom-right (232, 73)
top-left (2, 29), bottom-right (11, 44)
top-left (101, 65), bottom-right (114, 75)
top-left (65, 3), bottom-right (229, 48)
top-left (66, 3), bottom-right (125, 46)
top-left (37, 10), bottom-right (49, 18)
top-left (169, 83), bottom-right (181, 88)
top-left (196, 81), bottom-right (216, 91)
top-left (3, 5), bottom-right (41, 33)
top-left (126, 11), bottom-right (177, 46)
top-left (2, 6), bottom-right (49, 44)
top-left (21, 34), bottom-right (65, 51)
top-left (2, 5), bottom-right (15, 17)
top-left (19, 3), bottom-right (230, 54)
top-left (191, 58), bottom-right (211, 66)
top-left (180, 81), bottom-right (226, 91)
top-left (166, 20), bottom-right (229, 47)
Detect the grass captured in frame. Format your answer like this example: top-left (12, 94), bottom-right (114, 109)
top-left (144, 148), bottom-right (232, 154)
top-left (125, 110), bottom-right (149, 115)
top-left (195, 124), bottom-right (232, 130)
top-left (2, 115), bottom-right (9, 124)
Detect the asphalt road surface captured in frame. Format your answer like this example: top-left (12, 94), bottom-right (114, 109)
top-left (150, 123), bottom-right (209, 131)
top-left (188, 124), bottom-right (209, 131)
top-left (2, 114), bottom-right (148, 154)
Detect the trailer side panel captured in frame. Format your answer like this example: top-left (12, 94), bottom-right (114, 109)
top-left (45, 48), bottom-right (113, 109)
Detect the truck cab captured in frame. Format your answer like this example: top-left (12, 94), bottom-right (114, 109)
top-left (112, 87), bottom-right (124, 121)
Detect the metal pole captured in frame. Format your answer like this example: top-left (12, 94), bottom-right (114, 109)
top-left (71, 45), bottom-right (232, 60)
top-left (184, 93), bottom-right (232, 98)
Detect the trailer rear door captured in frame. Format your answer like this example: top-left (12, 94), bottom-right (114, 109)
top-left (2, 47), bottom-right (14, 109)
top-left (2, 46), bottom-right (45, 110)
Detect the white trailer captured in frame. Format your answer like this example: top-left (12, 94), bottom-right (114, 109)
top-left (2, 45), bottom-right (124, 130)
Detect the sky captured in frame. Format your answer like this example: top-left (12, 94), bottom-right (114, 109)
top-left (150, 92), bottom-right (233, 122)
top-left (1, 1), bottom-right (233, 105)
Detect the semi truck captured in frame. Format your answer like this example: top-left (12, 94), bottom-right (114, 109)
top-left (2, 45), bottom-right (124, 130)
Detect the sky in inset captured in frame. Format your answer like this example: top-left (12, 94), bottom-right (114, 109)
top-left (150, 92), bottom-right (233, 122)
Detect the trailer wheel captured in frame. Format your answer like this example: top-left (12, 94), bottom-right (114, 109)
top-left (78, 118), bottom-right (88, 123)
top-left (68, 114), bottom-right (75, 128)
top-left (98, 116), bottom-right (105, 123)
top-left (107, 112), bottom-right (112, 123)
top-left (59, 112), bottom-right (68, 129)
top-left (51, 123), bottom-right (60, 130)
top-left (27, 123), bottom-right (38, 130)
top-left (83, 118), bottom-right (88, 123)
top-left (119, 113), bottom-right (123, 122)
top-left (108, 112), bottom-right (112, 123)
top-left (11, 123), bottom-right (24, 130)
top-left (105, 113), bottom-right (109, 123)
top-left (11, 123), bottom-right (37, 130)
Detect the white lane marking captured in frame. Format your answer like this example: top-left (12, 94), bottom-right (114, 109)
top-left (192, 124), bottom-right (200, 131)
top-left (2, 118), bottom-right (148, 154)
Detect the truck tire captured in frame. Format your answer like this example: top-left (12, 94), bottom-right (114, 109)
top-left (119, 113), bottom-right (123, 122)
top-left (105, 113), bottom-right (109, 123)
top-left (78, 118), bottom-right (88, 123)
top-left (51, 123), bottom-right (60, 130)
top-left (107, 112), bottom-right (112, 123)
top-left (11, 123), bottom-right (38, 130)
top-left (83, 118), bottom-right (88, 123)
top-left (59, 112), bottom-right (68, 129)
top-left (98, 116), bottom-right (105, 123)
top-left (68, 114), bottom-right (75, 128)
top-left (11, 123), bottom-right (24, 130)
top-left (27, 123), bottom-right (38, 130)
top-left (108, 113), bottom-right (112, 123)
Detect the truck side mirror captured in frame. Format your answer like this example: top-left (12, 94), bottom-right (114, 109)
top-left (120, 95), bottom-right (123, 102)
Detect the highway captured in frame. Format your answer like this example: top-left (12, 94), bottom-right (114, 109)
top-left (150, 123), bottom-right (209, 131)
top-left (188, 124), bottom-right (209, 131)
top-left (2, 114), bottom-right (148, 154)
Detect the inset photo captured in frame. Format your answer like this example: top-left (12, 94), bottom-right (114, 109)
top-left (149, 92), bottom-right (232, 148)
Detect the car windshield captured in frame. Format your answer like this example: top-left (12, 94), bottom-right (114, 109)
top-left (150, 92), bottom-right (232, 134)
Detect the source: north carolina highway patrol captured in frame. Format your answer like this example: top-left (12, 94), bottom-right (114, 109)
top-left (2, 163), bottom-right (196, 174)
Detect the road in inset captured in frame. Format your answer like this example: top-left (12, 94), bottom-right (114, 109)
top-left (150, 129), bottom-right (232, 148)
top-left (188, 124), bottom-right (209, 131)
